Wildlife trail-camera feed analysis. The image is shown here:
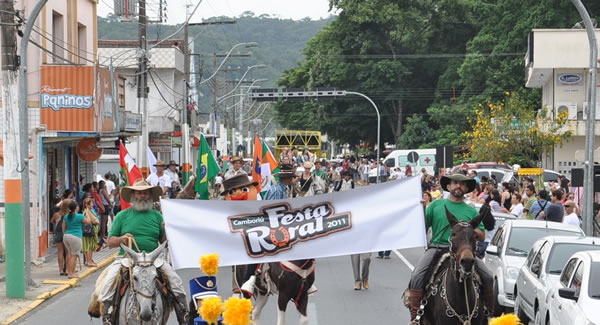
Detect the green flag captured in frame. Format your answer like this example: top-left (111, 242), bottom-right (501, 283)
top-left (195, 135), bottom-right (219, 199)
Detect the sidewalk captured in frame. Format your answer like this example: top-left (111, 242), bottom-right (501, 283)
top-left (0, 243), bottom-right (118, 324)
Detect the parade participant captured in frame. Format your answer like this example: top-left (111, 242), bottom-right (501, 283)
top-left (146, 160), bottom-right (172, 197)
top-left (89, 179), bottom-right (188, 325)
top-left (189, 254), bottom-right (224, 325)
top-left (296, 161), bottom-right (314, 196)
top-left (290, 146), bottom-right (300, 164)
top-left (406, 173), bottom-right (494, 322)
top-left (165, 160), bottom-right (181, 198)
top-left (313, 159), bottom-right (328, 182)
top-left (224, 156), bottom-right (247, 180)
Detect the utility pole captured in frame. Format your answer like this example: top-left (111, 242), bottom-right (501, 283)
top-left (138, 0), bottom-right (150, 177)
top-left (1, 0), bottom-right (24, 298)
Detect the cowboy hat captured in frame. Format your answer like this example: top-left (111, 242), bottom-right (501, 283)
top-left (230, 156), bottom-right (244, 163)
top-left (303, 161), bottom-right (314, 169)
top-left (167, 160), bottom-right (179, 166)
top-left (220, 174), bottom-right (258, 196)
top-left (440, 173), bottom-right (477, 193)
top-left (121, 178), bottom-right (163, 203)
top-left (273, 164), bottom-right (296, 178)
top-left (153, 160), bottom-right (167, 167)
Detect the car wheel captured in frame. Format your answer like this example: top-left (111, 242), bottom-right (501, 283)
top-left (493, 280), bottom-right (505, 317)
top-left (514, 294), bottom-right (530, 324)
top-left (534, 307), bottom-right (542, 325)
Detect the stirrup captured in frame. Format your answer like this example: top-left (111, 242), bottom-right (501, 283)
top-left (308, 284), bottom-right (318, 295)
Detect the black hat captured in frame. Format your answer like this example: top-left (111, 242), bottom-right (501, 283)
top-left (220, 174), bottom-right (258, 196)
top-left (273, 164), bottom-right (296, 178)
top-left (440, 173), bottom-right (477, 193)
top-left (168, 160), bottom-right (179, 166)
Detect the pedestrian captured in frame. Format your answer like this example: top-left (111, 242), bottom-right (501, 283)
top-left (539, 189), bottom-right (565, 222)
top-left (507, 193), bottom-right (524, 218)
top-left (224, 156), bottom-right (247, 180)
top-left (501, 182), bottom-right (513, 211)
top-left (529, 190), bottom-right (549, 220)
top-left (91, 181), bottom-right (105, 216)
top-left (98, 180), bottom-right (111, 241)
top-left (103, 173), bottom-right (116, 221)
top-left (165, 160), bottom-right (181, 198)
top-left (51, 199), bottom-right (70, 276)
top-left (62, 200), bottom-right (93, 278)
top-left (406, 173), bottom-right (494, 322)
top-left (81, 198), bottom-right (100, 267)
top-left (295, 161), bottom-right (314, 197)
top-left (146, 160), bottom-right (172, 197)
top-left (422, 191), bottom-right (433, 210)
top-left (405, 164), bottom-right (412, 177)
top-left (523, 184), bottom-right (537, 219)
top-left (563, 200), bottom-right (581, 226)
top-left (488, 190), bottom-right (503, 212)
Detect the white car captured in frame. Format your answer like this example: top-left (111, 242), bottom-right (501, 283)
top-left (514, 236), bottom-right (600, 324)
top-left (547, 250), bottom-right (600, 325)
top-left (484, 220), bottom-right (584, 315)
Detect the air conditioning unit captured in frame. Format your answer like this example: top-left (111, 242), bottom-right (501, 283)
top-left (555, 102), bottom-right (577, 119)
top-left (583, 102), bottom-right (600, 120)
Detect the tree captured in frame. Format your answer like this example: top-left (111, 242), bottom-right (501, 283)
top-left (397, 114), bottom-right (434, 149)
top-left (463, 92), bottom-right (572, 167)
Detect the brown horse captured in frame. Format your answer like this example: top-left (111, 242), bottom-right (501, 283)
top-left (416, 208), bottom-right (487, 325)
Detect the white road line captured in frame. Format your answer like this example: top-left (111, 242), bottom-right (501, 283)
top-left (393, 249), bottom-right (415, 271)
top-left (308, 302), bottom-right (319, 325)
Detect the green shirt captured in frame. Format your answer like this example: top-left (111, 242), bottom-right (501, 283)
top-left (426, 199), bottom-right (484, 246)
top-left (313, 170), bottom-right (328, 181)
top-left (64, 213), bottom-right (85, 238)
top-left (109, 208), bottom-right (165, 256)
top-left (524, 196), bottom-right (537, 220)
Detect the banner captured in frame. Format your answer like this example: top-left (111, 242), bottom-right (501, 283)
top-left (162, 177), bottom-right (426, 269)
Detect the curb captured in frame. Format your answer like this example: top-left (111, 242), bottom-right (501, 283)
top-left (1, 252), bottom-right (118, 325)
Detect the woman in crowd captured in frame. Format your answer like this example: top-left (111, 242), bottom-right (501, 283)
top-left (468, 186), bottom-right (481, 205)
top-left (489, 189), bottom-right (503, 212)
top-left (51, 199), bottom-right (71, 276)
top-left (296, 161), bottom-right (314, 196)
top-left (54, 189), bottom-right (73, 210)
top-left (509, 193), bottom-right (524, 218)
top-left (422, 191), bottom-right (433, 210)
top-left (62, 200), bottom-right (93, 278)
top-left (501, 182), bottom-right (513, 211)
top-left (81, 198), bottom-right (100, 267)
top-left (98, 180), bottom-right (111, 240)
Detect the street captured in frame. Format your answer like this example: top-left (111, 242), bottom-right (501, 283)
top-left (14, 248), bottom-right (422, 324)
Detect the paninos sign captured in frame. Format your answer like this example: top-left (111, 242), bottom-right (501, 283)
top-left (162, 176), bottom-right (426, 269)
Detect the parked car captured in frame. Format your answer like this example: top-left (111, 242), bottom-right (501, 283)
top-left (514, 236), bottom-right (600, 324)
top-left (473, 168), bottom-right (519, 188)
top-left (484, 220), bottom-right (584, 315)
top-left (451, 162), bottom-right (512, 173)
top-left (547, 250), bottom-right (600, 325)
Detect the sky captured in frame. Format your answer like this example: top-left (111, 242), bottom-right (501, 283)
top-left (98, 0), bottom-right (335, 24)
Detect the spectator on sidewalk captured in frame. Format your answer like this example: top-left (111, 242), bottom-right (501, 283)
top-left (81, 198), bottom-right (100, 267)
top-left (563, 200), bottom-right (581, 226)
top-left (51, 199), bottom-right (70, 276)
top-left (540, 190), bottom-right (565, 222)
top-left (62, 200), bottom-right (93, 279)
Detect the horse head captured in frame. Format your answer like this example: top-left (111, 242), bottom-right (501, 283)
top-left (311, 176), bottom-right (326, 195)
top-left (120, 241), bottom-right (168, 322)
top-left (445, 207), bottom-right (483, 275)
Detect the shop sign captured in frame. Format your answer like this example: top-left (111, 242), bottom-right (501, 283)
top-left (40, 66), bottom-right (95, 131)
top-left (150, 134), bottom-right (172, 153)
top-left (76, 138), bottom-right (103, 162)
top-left (121, 112), bottom-right (142, 132)
top-left (96, 65), bottom-right (119, 132)
top-left (558, 74), bottom-right (583, 85)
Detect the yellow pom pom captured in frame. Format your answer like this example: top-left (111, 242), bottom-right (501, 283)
top-left (199, 296), bottom-right (224, 325)
top-left (489, 313), bottom-right (523, 325)
top-left (222, 296), bottom-right (253, 325)
top-left (200, 253), bottom-right (220, 276)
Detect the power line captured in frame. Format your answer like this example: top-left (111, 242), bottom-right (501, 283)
top-left (148, 69), bottom-right (181, 111)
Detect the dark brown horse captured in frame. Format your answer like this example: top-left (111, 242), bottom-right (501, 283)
top-left (234, 260), bottom-right (315, 325)
top-left (417, 208), bottom-right (487, 325)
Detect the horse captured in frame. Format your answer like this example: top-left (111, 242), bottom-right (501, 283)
top-left (305, 175), bottom-right (327, 197)
top-left (416, 208), bottom-right (487, 325)
top-left (234, 260), bottom-right (315, 325)
top-left (116, 241), bottom-right (172, 325)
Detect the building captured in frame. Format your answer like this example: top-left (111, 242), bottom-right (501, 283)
top-left (525, 28), bottom-right (600, 178)
top-left (0, 0), bottom-right (139, 260)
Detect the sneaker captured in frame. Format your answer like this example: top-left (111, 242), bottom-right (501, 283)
top-left (362, 280), bottom-right (369, 289)
top-left (354, 282), bottom-right (361, 290)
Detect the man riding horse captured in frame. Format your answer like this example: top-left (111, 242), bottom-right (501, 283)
top-left (407, 173), bottom-right (494, 322)
top-left (91, 179), bottom-right (189, 324)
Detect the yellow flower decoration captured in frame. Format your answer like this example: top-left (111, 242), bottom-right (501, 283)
top-left (489, 313), bottom-right (523, 325)
top-left (200, 253), bottom-right (220, 276)
top-left (200, 296), bottom-right (224, 325)
top-left (223, 296), bottom-right (253, 325)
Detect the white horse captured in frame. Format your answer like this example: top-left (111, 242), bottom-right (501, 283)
top-left (305, 175), bottom-right (327, 197)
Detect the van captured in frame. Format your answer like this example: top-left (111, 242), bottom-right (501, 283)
top-left (368, 149), bottom-right (436, 182)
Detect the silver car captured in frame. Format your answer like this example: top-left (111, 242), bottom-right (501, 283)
top-left (514, 236), bottom-right (600, 325)
top-left (484, 220), bottom-right (584, 315)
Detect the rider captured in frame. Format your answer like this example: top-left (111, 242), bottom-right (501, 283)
top-left (407, 173), bottom-right (494, 322)
top-left (92, 179), bottom-right (188, 325)
top-left (224, 156), bottom-right (247, 180)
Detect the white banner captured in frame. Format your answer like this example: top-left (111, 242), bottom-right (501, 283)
top-left (162, 176), bottom-right (426, 269)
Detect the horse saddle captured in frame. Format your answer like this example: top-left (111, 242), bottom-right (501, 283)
top-left (254, 264), bottom-right (277, 296)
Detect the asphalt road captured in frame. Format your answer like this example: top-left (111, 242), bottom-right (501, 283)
top-left (15, 248), bottom-right (424, 325)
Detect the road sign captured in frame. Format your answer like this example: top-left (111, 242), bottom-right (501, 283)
top-left (407, 151), bottom-right (419, 163)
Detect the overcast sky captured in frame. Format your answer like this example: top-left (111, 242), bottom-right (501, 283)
top-left (98, 0), bottom-right (335, 24)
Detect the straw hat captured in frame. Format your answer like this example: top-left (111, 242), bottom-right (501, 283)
top-left (121, 179), bottom-right (163, 203)
top-left (303, 161), bottom-right (314, 169)
top-left (167, 160), bottom-right (179, 167)
top-left (231, 156), bottom-right (244, 164)
top-left (154, 160), bottom-right (167, 167)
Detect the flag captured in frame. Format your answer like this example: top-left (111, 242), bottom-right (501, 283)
top-left (119, 142), bottom-right (142, 209)
top-left (195, 134), bottom-right (219, 200)
top-left (146, 146), bottom-right (157, 174)
top-left (252, 136), bottom-right (263, 192)
top-left (260, 139), bottom-right (279, 193)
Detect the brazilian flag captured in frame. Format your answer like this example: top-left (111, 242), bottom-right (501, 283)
top-left (195, 134), bottom-right (219, 199)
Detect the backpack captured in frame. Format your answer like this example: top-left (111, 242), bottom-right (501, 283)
top-left (53, 217), bottom-right (64, 243)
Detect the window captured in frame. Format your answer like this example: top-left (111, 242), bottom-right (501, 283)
top-left (530, 242), bottom-right (548, 274)
top-left (506, 227), bottom-right (581, 257)
top-left (570, 262), bottom-right (584, 296)
top-left (77, 23), bottom-right (87, 64)
top-left (589, 262), bottom-right (600, 299)
top-left (547, 243), bottom-right (600, 274)
top-left (117, 77), bottom-right (126, 109)
top-left (560, 258), bottom-right (578, 287)
top-left (491, 226), bottom-right (504, 246)
top-left (385, 158), bottom-right (395, 168)
top-left (491, 171), bottom-right (505, 182)
top-left (52, 11), bottom-right (64, 64)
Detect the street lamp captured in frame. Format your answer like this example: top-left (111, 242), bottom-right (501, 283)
top-left (198, 42), bottom-right (257, 86)
top-left (217, 68), bottom-right (266, 102)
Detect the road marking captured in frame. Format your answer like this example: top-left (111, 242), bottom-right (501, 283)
top-left (393, 249), bottom-right (415, 271)
top-left (308, 302), bottom-right (319, 325)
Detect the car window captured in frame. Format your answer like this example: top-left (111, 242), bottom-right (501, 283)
top-left (590, 262), bottom-right (600, 299)
top-left (491, 226), bottom-right (504, 246)
top-left (560, 258), bottom-right (579, 287)
top-left (492, 171), bottom-right (505, 182)
top-left (544, 171), bottom-right (559, 182)
top-left (385, 158), bottom-right (395, 168)
top-left (506, 227), bottom-right (581, 257)
top-left (531, 242), bottom-right (548, 273)
top-left (547, 243), bottom-right (600, 274)
top-left (569, 261), bottom-right (584, 296)
top-left (476, 171), bottom-right (488, 179)
top-left (526, 245), bottom-right (537, 266)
